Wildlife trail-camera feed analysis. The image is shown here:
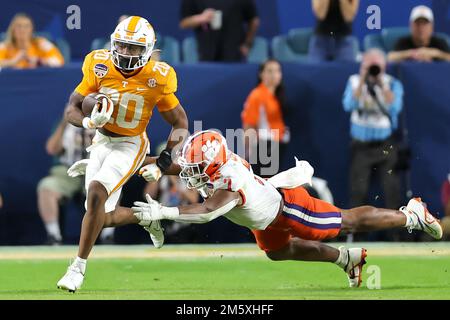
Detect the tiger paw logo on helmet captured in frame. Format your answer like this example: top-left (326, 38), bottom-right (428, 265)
top-left (201, 139), bottom-right (221, 161)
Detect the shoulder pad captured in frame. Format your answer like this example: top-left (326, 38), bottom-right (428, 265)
top-left (211, 161), bottom-right (247, 192)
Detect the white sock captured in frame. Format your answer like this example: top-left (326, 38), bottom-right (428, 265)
top-left (73, 257), bottom-right (87, 274)
top-left (45, 221), bottom-right (62, 240)
top-left (400, 207), bottom-right (415, 228)
top-left (334, 247), bottom-right (348, 270)
top-left (100, 227), bottom-right (115, 239)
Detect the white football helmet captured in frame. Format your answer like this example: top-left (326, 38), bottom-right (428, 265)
top-left (110, 16), bottom-right (156, 71)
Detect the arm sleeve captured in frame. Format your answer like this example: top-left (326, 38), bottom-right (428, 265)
top-left (241, 91), bottom-right (260, 127)
top-left (74, 53), bottom-right (98, 96)
top-left (342, 77), bottom-right (359, 112)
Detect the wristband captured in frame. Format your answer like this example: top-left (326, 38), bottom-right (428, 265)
top-left (160, 206), bottom-right (180, 220)
top-left (156, 148), bottom-right (173, 172)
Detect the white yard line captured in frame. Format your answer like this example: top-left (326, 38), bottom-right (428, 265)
top-left (0, 243), bottom-right (449, 260)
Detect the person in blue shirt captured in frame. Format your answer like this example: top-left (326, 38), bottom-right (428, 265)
top-left (342, 49), bottom-right (404, 235)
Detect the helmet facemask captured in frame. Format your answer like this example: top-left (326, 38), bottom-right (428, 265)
top-left (178, 130), bottom-right (230, 198)
top-left (111, 39), bottom-right (153, 71)
top-left (178, 159), bottom-right (211, 190)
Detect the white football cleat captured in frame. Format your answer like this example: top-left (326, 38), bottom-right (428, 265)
top-left (143, 220), bottom-right (165, 249)
top-left (339, 246), bottom-right (367, 288)
top-left (57, 264), bottom-right (84, 293)
top-left (401, 197), bottom-right (443, 240)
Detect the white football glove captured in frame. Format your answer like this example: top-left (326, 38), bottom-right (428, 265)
top-left (83, 94), bottom-right (114, 129)
top-left (132, 194), bottom-right (164, 226)
top-left (67, 159), bottom-right (90, 177)
top-left (139, 164), bottom-right (162, 182)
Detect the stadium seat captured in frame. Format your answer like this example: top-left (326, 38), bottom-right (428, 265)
top-left (154, 35), bottom-right (180, 65)
top-left (363, 33), bottom-right (384, 51)
top-left (348, 36), bottom-right (361, 61)
top-left (55, 38), bottom-right (71, 63)
top-left (247, 36), bottom-right (269, 63)
top-left (182, 37), bottom-right (199, 63)
top-left (271, 28), bottom-right (313, 62)
top-left (90, 37), bottom-right (109, 51)
top-left (381, 27), bottom-right (410, 52)
top-left (365, 28), bottom-right (450, 52)
top-left (182, 36), bottom-right (269, 63)
top-left (181, 37), bottom-right (199, 63)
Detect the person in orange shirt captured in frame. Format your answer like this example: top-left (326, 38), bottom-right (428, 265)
top-left (242, 59), bottom-right (289, 177)
top-left (0, 13), bottom-right (64, 69)
top-left (56, 16), bottom-right (188, 293)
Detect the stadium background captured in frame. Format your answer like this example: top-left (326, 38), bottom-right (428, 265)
top-left (0, 0), bottom-right (449, 245)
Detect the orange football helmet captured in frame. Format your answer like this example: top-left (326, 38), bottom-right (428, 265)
top-left (178, 130), bottom-right (229, 190)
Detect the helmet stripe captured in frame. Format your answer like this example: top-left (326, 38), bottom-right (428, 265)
top-left (126, 16), bottom-right (141, 33)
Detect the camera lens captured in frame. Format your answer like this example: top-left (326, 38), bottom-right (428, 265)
top-left (368, 65), bottom-right (381, 76)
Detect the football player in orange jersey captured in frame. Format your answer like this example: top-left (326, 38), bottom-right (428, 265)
top-left (57, 16), bottom-right (188, 292)
top-left (131, 130), bottom-right (443, 288)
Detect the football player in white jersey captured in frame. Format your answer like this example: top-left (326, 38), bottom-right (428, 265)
top-left (132, 130), bottom-right (443, 287)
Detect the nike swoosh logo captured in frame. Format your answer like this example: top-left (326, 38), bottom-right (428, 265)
top-left (137, 88), bottom-right (147, 91)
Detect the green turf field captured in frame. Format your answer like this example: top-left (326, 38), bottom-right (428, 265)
top-left (0, 243), bottom-right (449, 300)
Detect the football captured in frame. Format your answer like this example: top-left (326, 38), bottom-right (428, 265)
top-left (81, 92), bottom-right (100, 116)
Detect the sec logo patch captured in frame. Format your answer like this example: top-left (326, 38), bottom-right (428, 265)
top-left (147, 78), bottom-right (157, 88)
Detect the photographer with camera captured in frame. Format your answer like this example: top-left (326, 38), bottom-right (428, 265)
top-left (342, 49), bottom-right (404, 240)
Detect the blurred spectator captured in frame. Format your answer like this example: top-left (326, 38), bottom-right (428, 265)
top-left (0, 13), bottom-right (64, 69)
top-left (180, 0), bottom-right (260, 62)
top-left (441, 174), bottom-right (450, 240)
top-left (388, 5), bottom-right (450, 62)
top-left (37, 116), bottom-right (94, 245)
top-left (309, 0), bottom-right (359, 62)
top-left (0, 193), bottom-right (3, 209)
top-left (242, 59), bottom-right (290, 177)
top-left (342, 49), bottom-right (404, 239)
